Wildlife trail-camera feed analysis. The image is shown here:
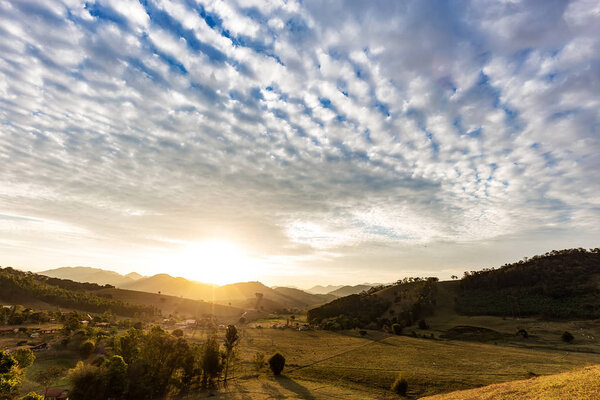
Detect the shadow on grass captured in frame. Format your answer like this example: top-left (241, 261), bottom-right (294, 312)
top-left (276, 376), bottom-right (316, 400)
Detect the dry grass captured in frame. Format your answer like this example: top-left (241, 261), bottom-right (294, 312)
top-left (191, 326), bottom-right (600, 399)
top-left (420, 364), bottom-right (600, 400)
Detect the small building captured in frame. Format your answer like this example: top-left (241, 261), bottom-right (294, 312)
top-left (43, 388), bottom-right (68, 400)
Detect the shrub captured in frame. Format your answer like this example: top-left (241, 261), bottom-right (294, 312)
top-left (418, 319), bottom-right (429, 330)
top-left (79, 339), bottom-right (95, 359)
top-left (67, 362), bottom-right (106, 400)
top-left (201, 336), bottom-right (222, 388)
top-left (391, 324), bottom-right (403, 335)
top-left (268, 353), bottom-right (285, 376)
top-left (13, 348), bottom-right (35, 368)
top-left (91, 356), bottom-right (106, 367)
top-left (391, 374), bottom-right (408, 396)
top-left (516, 329), bottom-right (528, 338)
top-left (172, 328), bottom-right (184, 337)
top-left (252, 352), bottom-right (265, 371)
top-left (19, 393), bottom-right (44, 400)
top-left (562, 331), bottom-right (574, 343)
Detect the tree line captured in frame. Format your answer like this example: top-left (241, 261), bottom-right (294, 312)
top-left (456, 248), bottom-right (600, 318)
top-left (0, 267), bottom-right (157, 318)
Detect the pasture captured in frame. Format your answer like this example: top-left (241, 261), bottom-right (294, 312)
top-left (186, 326), bottom-right (600, 399)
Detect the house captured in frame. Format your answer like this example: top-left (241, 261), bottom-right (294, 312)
top-left (8, 343), bottom-right (49, 353)
top-left (43, 388), bottom-right (68, 400)
top-left (0, 328), bottom-right (17, 335)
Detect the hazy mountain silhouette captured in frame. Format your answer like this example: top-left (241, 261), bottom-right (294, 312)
top-left (40, 266), bottom-right (139, 287)
top-left (41, 267), bottom-right (334, 311)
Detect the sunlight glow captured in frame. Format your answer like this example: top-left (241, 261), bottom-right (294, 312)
top-left (169, 240), bottom-right (263, 285)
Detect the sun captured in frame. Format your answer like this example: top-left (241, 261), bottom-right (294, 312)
top-left (171, 240), bottom-right (260, 284)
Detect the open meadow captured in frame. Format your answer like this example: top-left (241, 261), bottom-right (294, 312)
top-left (180, 323), bottom-right (600, 399)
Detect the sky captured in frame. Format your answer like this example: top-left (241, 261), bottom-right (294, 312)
top-left (0, 0), bottom-right (599, 287)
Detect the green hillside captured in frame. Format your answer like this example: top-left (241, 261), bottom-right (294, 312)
top-left (0, 266), bottom-right (157, 317)
top-left (308, 249), bottom-right (600, 331)
top-left (456, 248), bottom-right (600, 318)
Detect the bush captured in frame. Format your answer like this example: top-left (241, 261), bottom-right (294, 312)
top-left (172, 328), bottom-right (184, 337)
top-left (418, 319), bottom-right (429, 330)
top-left (79, 340), bottom-right (95, 359)
top-left (391, 324), bottom-right (403, 335)
top-left (68, 362), bottom-right (106, 400)
top-left (391, 374), bottom-right (408, 395)
top-left (13, 348), bottom-right (35, 368)
top-left (562, 331), bottom-right (574, 343)
top-left (19, 393), bottom-right (44, 400)
top-left (516, 329), bottom-right (528, 338)
top-left (268, 353), bottom-right (285, 376)
top-left (252, 352), bottom-right (265, 371)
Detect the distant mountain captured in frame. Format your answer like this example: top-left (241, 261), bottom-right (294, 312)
top-left (306, 285), bottom-right (344, 294)
top-left (123, 276), bottom-right (330, 312)
top-left (328, 284), bottom-right (374, 297)
top-left (272, 287), bottom-right (337, 307)
top-left (40, 267), bottom-right (363, 312)
top-left (125, 272), bottom-right (144, 280)
top-left (121, 274), bottom-right (217, 299)
top-left (40, 266), bottom-right (138, 287)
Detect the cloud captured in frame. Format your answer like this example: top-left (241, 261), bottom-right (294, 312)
top-left (0, 0), bottom-right (598, 285)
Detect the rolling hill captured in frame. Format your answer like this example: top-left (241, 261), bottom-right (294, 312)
top-left (38, 267), bottom-right (335, 312)
top-left (329, 284), bottom-right (375, 297)
top-left (308, 248), bottom-right (600, 330)
top-left (39, 266), bottom-right (142, 287)
top-left (307, 284), bottom-right (344, 294)
top-left (420, 365), bottom-right (600, 400)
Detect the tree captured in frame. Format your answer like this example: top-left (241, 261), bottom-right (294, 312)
top-left (12, 349), bottom-right (35, 369)
top-left (254, 292), bottom-right (264, 309)
top-left (63, 312), bottom-right (82, 333)
top-left (268, 353), bottom-right (285, 376)
top-left (105, 356), bottom-right (128, 399)
top-left (0, 350), bottom-right (22, 400)
top-left (79, 340), bottom-right (95, 359)
top-left (252, 352), bottom-right (265, 371)
top-left (391, 374), bottom-right (408, 395)
top-left (562, 331), bottom-right (574, 343)
top-left (67, 362), bottom-right (105, 400)
top-left (201, 336), bottom-right (222, 388)
top-left (34, 366), bottom-right (64, 399)
top-left (172, 329), bottom-right (184, 337)
top-left (223, 325), bottom-right (239, 386)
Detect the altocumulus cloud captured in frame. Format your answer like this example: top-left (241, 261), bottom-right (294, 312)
top-left (0, 0), bottom-right (599, 285)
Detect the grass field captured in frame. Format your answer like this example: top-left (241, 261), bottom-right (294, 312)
top-left (182, 326), bottom-right (600, 399)
top-left (5, 287), bottom-right (600, 400)
top-left (4, 324), bottom-right (600, 399)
